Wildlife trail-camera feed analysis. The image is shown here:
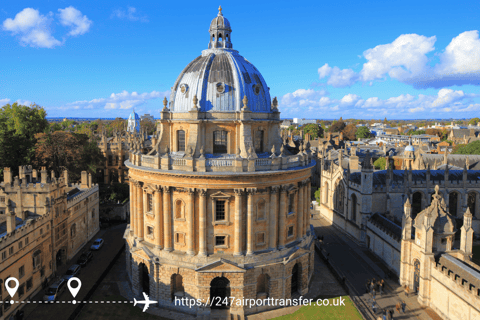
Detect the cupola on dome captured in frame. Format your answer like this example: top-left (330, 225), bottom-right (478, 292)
top-left (169, 6), bottom-right (272, 113)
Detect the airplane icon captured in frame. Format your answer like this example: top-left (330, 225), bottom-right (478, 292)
top-left (133, 292), bottom-right (158, 312)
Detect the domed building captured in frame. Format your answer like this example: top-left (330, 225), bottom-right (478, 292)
top-left (127, 109), bottom-right (141, 133)
top-left (124, 7), bottom-right (316, 319)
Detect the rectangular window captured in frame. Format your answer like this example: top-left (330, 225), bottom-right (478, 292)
top-left (147, 226), bottom-right (154, 236)
top-left (18, 284), bottom-right (25, 298)
top-left (25, 237), bottom-right (29, 245)
top-left (0, 197), bottom-right (5, 203)
top-left (288, 193), bottom-right (295, 213)
top-left (26, 278), bottom-right (33, 291)
top-left (147, 193), bottom-right (153, 212)
top-left (175, 233), bottom-right (184, 244)
top-left (215, 236), bottom-right (226, 246)
top-left (108, 155), bottom-right (113, 166)
top-left (215, 200), bottom-right (225, 221)
top-left (213, 131), bottom-right (228, 153)
top-left (177, 130), bottom-right (186, 152)
top-left (9, 247), bottom-right (13, 255)
top-left (287, 226), bottom-right (294, 238)
top-left (19, 265), bottom-right (25, 279)
top-left (18, 241), bottom-right (23, 250)
top-left (257, 233), bottom-right (265, 245)
top-left (1, 251), bottom-right (6, 260)
top-left (255, 130), bottom-right (264, 153)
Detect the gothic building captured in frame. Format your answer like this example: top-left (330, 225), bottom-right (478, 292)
top-left (400, 186), bottom-right (479, 320)
top-left (0, 166), bottom-right (99, 318)
top-left (124, 8), bottom-right (315, 319)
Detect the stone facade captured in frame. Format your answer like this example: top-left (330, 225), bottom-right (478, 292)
top-left (0, 166), bottom-right (99, 318)
top-left (124, 8), bottom-right (315, 319)
top-left (400, 186), bottom-right (480, 320)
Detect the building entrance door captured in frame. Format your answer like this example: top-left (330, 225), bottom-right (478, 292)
top-left (291, 264), bottom-right (299, 294)
top-left (140, 263), bottom-right (150, 295)
top-left (210, 277), bottom-right (230, 309)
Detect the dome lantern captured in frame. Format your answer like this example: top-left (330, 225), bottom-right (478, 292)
top-left (209, 6), bottom-right (232, 49)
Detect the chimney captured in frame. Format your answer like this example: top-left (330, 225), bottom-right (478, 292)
top-left (4, 168), bottom-right (12, 184)
top-left (63, 170), bottom-right (69, 186)
top-left (41, 167), bottom-right (48, 184)
top-left (19, 166), bottom-right (24, 179)
top-left (51, 170), bottom-right (55, 179)
top-left (81, 171), bottom-right (88, 188)
top-left (32, 169), bottom-right (38, 182)
top-left (88, 173), bottom-right (92, 188)
top-left (6, 201), bottom-right (16, 234)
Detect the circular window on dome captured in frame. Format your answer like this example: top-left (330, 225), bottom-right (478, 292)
top-left (180, 84), bottom-right (188, 94)
top-left (216, 82), bottom-right (225, 93)
top-left (253, 84), bottom-right (261, 95)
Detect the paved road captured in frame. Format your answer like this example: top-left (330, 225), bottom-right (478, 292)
top-left (312, 216), bottom-right (441, 320)
top-left (22, 224), bottom-right (127, 320)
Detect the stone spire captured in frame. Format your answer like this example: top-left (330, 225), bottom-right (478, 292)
top-left (460, 207), bottom-right (474, 256)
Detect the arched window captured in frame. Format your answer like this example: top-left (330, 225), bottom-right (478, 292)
top-left (351, 194), bottom-right (357, 222)
top-left (171, 274), bottom-right (184, 300)
top-left (412, 192), bottom-right (423, 219)
top-left (213, 131), bottom-right (227, 153)
top-left (334, 183), bottom-right (345, 215)
top-left (449, 192), bottom-right (459, 216)
top-left (218, 33), bottom-right (223, 41)
top-left (70, 224), bottom-right (77, 238)
top-left (255, 130), bottom-right (264, 153)
top-left (177, 130), bottom-right (185, 152)
top-left (468, 192), bottom-right (476, 216)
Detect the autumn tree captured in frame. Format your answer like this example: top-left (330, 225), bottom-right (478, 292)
top-left (342, 123), bottom-right (357, 140)
top-left (140, 119), bottom-right (156, 135)
top-left (0, 103), bottom-right (49, 177)
top-left (328, 119), bottom-right (346, 132)
top-left (34, 131), bottom-right (105, 182)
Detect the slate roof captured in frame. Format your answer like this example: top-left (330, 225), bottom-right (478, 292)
top-left (421, 154), bottom-right (480, 170)
top-left (368, 213), bottom-right (402, 240)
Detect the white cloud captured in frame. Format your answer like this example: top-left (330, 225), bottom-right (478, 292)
top-left (317, 30), bottom-right (480, 88)
top-left (280, 87), bottom-right (479, 118)
top-left (61, 90), bottom-right (170, 111)
top-left (16, 99), bottom-right (33, 106)
top-left (111, 7), bottom-right (148, 22)
top-left (58, 6), bottom-right (92, 36)
top-left (0, 98), bottom-right (11, 106)
top-left (2, 8), bottom-right (61, 48)
top-left (431, 88), bottom-right (465, 108)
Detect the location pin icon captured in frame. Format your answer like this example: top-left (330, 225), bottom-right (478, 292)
top-left (5, 277), bottom-right (19, 299)
top-left (67, 277), bottom-right (81, 299)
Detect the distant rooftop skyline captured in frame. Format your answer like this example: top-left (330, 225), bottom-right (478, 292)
top-left (1, 1), bottom-right (479, 119)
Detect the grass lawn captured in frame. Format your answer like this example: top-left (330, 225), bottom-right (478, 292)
top-left (272, 295), bottom-right (362, 320)
top-left (76, 294), bottom-right (170, 320)
top-left (473, 245), bottom-right (480, 266)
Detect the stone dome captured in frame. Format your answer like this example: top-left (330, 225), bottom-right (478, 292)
top-left (405, 145), bottom-right (414, 152)
top-left (414, 186), bottom-right (456, 235)
top-left (169, 7), bottom-right (271, 113)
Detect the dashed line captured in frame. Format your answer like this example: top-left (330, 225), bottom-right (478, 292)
top-left (0, 300), bottom-right (132, 304)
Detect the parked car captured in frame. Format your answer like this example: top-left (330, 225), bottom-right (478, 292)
top-left (90, 238), bottom-right (104, 250)
top-left (62, 264), bottom-right (81, 280)
top-left (77, 251), bottom-right (93, 267)
top-left (43, 279), bottom-right (66, 302)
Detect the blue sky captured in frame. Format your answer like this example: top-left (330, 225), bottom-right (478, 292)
top-left (1, 1), bottom-right (479, 119)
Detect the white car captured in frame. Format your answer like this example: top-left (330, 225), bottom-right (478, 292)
top-left (90, 238), bottom-right (104, 250)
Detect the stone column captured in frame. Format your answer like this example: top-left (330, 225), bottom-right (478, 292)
top-left (297, 182), bottom-right (304, 241)
top-left (269, 186), bottom-right (279, 250)
top-left (163, 186), bottom-right (173, 251)
top-left (199, 189), bottom-right (207, 256)
top-left (187, 188), bottom-right (195, 256)
top-left (154, 187), bottom-right (163, 249)
top-left (306, 180), bottom-right (311, 235)
top-left (130, 181), bottom-right (136, 236)
top-left (278, 185), bottom-right (288, 249)
top-left (234, 189), bottom-right (244, 256)
top-left (137, 183), bottom-right (144, 240)
top-left (246, 188), bottom-right (256, 256)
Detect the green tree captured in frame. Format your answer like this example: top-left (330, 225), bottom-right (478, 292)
top-left (302, 123), bottom-right (323, 139)
top-left (315, 188), bottom-right (321, 205)
top-left (452, 140), bottom-right (480, 155)
top-left (140, 119), bottom-right (156, 135)
top-left (355, 126), bottom-right (371, 139)
top-left (0, 103), bottom-right (49, 178)
top-left (468, 117), bottom-right (480, 126)
top-left (373, 157), bottom-right (386, 170)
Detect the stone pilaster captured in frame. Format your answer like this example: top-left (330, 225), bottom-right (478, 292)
top-left (234, 188), bottom-right (244, 256)
top-left (154, 187), bottom-right (163, 249)
top-left (198, 189), bottom-right (207, 256)
top-left (187, 188), bottom-right (195, 256)
top-left (246, 188), bottom-right (257, 256)
top-left (297, 182), bottom-right (304, 241)
top-left (306, 180), bottom-right (311, 235)
top-left (269, 186), bottom-right (279, 250)
top-left (278, 185), bottom-right (288, 249)
top-left (130, 180), bottom-right (136, 236)
top-left (163, 186), bottom-right (173, 251)
top-left (138, 184), bottom-right (144, 240)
